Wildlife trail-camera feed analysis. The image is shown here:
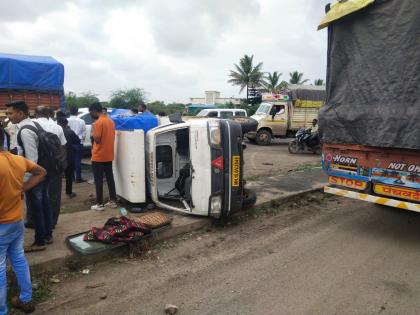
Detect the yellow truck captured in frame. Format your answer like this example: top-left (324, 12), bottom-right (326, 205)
top-left (246, 85), bottom-right (325, 145)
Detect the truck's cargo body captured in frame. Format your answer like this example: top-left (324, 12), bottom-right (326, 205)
top-left (319, 0), bottom-right (420, 150)
top-left (0, 53), bottom-right (64, 116)
top-left (320, 0), bottom-right (420, 211)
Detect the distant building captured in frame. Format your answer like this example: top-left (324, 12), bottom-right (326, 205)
top-left (189, 91), bottom-right (241, 106)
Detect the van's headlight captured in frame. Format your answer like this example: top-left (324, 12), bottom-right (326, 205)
top-left (209, 195), bottom-right (222, 217)
top-left (208, 120), bottom-right (221, 147)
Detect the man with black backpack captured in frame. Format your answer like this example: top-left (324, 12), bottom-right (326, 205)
top-left (6, 101), bottom-right (58, 252)
top-left (33, 106), bottom-right (67, 228)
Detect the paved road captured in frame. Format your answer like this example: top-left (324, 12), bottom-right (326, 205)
top-left (38, 194), bottom-right (420, 315)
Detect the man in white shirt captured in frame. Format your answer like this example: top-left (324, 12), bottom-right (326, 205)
top-left (34, 106), bottom-right (67, 228)
top-left (6, 101), bottom-right (51, 252)
top-left (67, 106), bottom-right (86, 182)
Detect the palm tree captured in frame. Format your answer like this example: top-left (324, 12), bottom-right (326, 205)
top-left (228, 54), bottom-right (264, 103)
top-left (262, 71), bottom-right (286, 93)
top-left (289, 71), bottom-right (309, 85)
top-left (314, 79), bottom-right (324, 86)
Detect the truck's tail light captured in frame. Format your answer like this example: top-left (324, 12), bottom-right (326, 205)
top-left (211, 156), bottom-right (224, 170)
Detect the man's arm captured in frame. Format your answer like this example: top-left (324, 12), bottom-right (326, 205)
top-left (91, 121), bottom-right (102, 144)
top-left (20, 129), bottom-right (38, 163)
top-left (23, 163), bottom-right (46, 192)
top-left (57, 126), bottom-right (67, 146)
top-left (81, 120), bottom-right (87, 141)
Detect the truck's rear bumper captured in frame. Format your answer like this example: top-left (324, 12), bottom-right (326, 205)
top-left (324, 186), bottom-right (420, 212)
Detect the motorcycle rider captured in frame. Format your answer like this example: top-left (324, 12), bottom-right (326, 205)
top-left (306, 119), bottom-right (319, 147)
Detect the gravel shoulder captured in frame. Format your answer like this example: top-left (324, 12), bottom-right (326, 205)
top-left (37, 193), bottom-right (420, 315)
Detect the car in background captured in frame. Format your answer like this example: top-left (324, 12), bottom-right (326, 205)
top-left (77, 108), bottom-right (113, 150)
top-left (196, 108), bottom-right (247, 118)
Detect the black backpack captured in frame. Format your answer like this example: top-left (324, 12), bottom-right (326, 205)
top-left (18, 121), bottom-right (67, 176)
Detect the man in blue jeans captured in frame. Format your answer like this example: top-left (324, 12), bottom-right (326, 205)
top-left (6, 101), bottom-right (53, 252)
top-left (0, 127), bottom-right (46, 314)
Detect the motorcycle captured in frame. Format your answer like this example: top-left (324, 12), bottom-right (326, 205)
top-left (288, 128), bottom-right (321, 154)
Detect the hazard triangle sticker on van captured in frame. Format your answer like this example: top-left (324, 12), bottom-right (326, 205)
top-left (211, 156), bottom-right (224, 170)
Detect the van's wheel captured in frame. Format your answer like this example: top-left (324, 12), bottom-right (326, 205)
top-left (242, 188), bottom-right (257, 208)
top-left (255, 130), bottom-right (271, 145)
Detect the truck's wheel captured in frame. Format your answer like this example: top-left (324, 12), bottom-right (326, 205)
top-left (242, 188), bottom-right (257, 208)
top-left (255, 130), bottom-right (271, 145)
top-left (288, 140), bottom-right (299, 153)
top-left (229, 117), bottom-right (258, 135)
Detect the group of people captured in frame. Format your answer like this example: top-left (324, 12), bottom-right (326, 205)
top-left (0, 100), bottom-right (124, 314)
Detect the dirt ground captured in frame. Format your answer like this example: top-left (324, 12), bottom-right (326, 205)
top-left (61, 140), bottom-right (320, 212)
top-left (36, 192), bottom-right (420, 315)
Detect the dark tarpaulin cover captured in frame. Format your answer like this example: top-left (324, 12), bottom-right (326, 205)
top-left (0, 53), bottom-right (64, 91)
top-left (287, 84), bottom-right (326, 102)
top-left (319, 0), bottom-right (420, 150)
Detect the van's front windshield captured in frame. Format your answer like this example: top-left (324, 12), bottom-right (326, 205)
top-left (255, 103), bottom-right (272, 115)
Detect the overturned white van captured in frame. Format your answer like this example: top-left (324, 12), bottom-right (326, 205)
top-left (113, 117), bottom-right (255, 219)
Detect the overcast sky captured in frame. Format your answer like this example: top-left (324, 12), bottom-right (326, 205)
top-left (0, 0), bottom-right (330, 103)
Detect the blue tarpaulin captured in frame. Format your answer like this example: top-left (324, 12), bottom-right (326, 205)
top-left (111, 112), bottom-right (159, 133)
top-left (0, 53), bottom-right (64, 91)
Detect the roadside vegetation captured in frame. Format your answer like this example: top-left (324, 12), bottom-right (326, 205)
top-left (64, 53), bottom-right (325, 117)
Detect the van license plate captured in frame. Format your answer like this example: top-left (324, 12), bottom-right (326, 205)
top-left (232, 156), bottom-right (240, 187)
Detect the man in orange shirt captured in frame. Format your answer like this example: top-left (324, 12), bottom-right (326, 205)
top-left (88, 103), bottom-right (118, 211)
top-left (0, 127), bottom-right (46, 314)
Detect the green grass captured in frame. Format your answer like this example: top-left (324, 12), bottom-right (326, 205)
top-left (292, 163), bottom-right (321, 172)
top-left (7, 272), bottom-right (51, 311)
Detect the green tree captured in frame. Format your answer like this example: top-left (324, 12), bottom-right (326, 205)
top-left (262, 71), bottom-right (286, 93)
top-left (228, 54), bottom-right (264, 104)
top-left (65, 91), bottom-right (99, 109)
top-left (314, 78), bottom-right (324, 86)
top-left (166, 103), bottom-right (185, 114)
top-left (147, 101), bottom-right (186, 115)
top-left (289, 71), bottom-right (309, 85)
top-left (109, 88), bottom-right (147, 109)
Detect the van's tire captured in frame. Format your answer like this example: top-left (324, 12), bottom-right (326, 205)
top-left (242, 188), bottom-right (257, 208)
top-left (229, 117), bottom-right (258, 134)
top-left (255, 130), bottom-right (272, 145)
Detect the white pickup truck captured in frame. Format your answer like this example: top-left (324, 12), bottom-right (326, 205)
top-left (113, 117), bottom-right (255, 218)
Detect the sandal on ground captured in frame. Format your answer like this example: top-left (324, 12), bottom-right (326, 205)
top-left (24, 243), bottom-right (46, 253)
